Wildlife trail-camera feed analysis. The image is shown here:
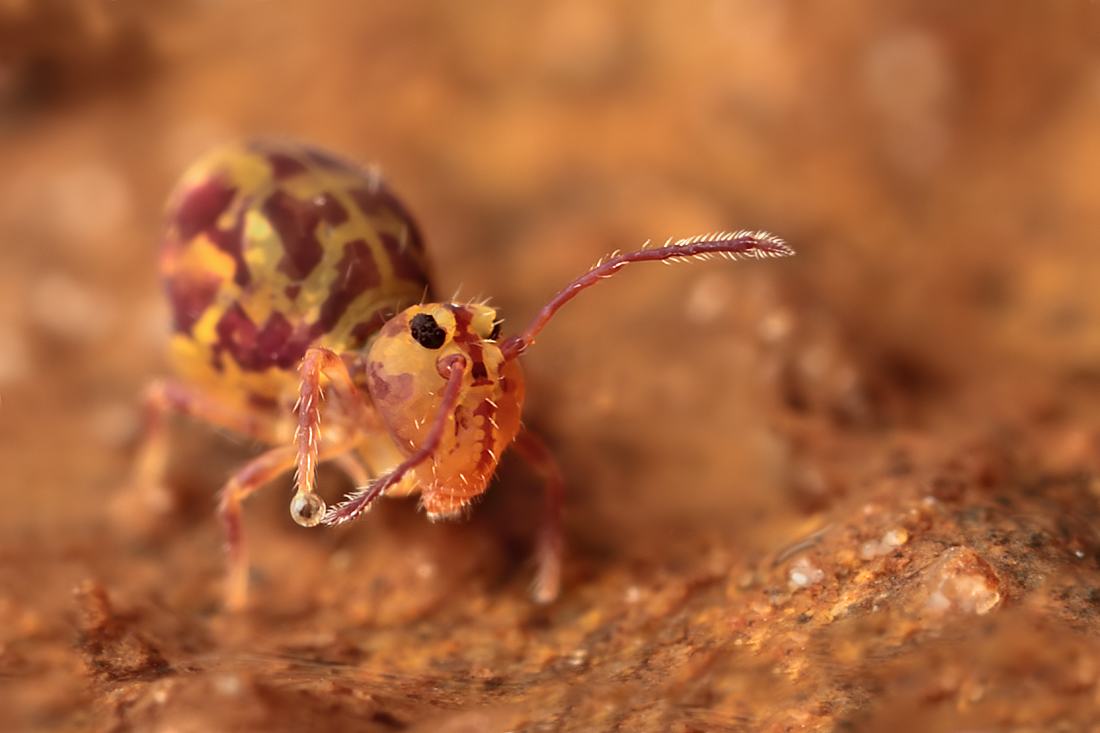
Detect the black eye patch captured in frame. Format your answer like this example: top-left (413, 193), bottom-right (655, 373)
top-left (409, 313), bottom-right (447, 349)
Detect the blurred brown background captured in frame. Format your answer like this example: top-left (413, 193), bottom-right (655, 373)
top-left (3, 1), bottom-right (1100, 731)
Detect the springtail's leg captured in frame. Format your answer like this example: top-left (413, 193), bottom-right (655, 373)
top-left (511, 428), bottom-right (565, 604)
top-left (333, 452), bottom-right (372, 487)
top-left (219, 445), bottom-right (299, 611)
top-left (292, 348), bottom-right (380, 527)
top-left (124, 379), bottom-right (281, 521)
top-left (219, 437), bottom-right (361, 610)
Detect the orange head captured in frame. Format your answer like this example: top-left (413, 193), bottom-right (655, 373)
top-left (365, 302), bottom-right (525, 517)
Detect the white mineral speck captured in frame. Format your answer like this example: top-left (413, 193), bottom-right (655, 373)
top-left (788, 556), bottom-right (824, 590)
top-left (861, 528), bottom-right (910, 559)
top-left (925, 590), bottom-right (951, 613)
top-left (883, 528), bottom-right (909, 548)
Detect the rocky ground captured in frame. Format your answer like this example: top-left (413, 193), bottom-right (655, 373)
top-left (3, 2), bottom-right (1100, 730)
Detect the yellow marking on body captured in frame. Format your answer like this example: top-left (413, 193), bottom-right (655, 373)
top-left (168, 335), bottom-right (301, 422)
top-left (175, 232), bottom-right (237, 283)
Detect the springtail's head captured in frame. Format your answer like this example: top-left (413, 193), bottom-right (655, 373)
top-left (365, 302), bottom-right (525, 516)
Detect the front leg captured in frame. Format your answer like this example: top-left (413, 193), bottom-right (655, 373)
top-left (292, 347), bottom-right (380, 526)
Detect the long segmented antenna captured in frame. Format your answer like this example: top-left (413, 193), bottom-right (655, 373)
top-left (498, 231), bottom-right (793, 360)
top-left (321, 354), bottom-right (469, 525)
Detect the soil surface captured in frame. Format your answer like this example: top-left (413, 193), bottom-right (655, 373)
top-left (4, 2), bottom-right (1100, 731)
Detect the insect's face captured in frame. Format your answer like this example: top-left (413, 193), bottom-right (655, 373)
top-left (366, 303), bottom-right (525, 517)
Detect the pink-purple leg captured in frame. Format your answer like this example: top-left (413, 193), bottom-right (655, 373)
top-left (292, 348), bottom-right (379, 527)
top-left (218, 445), bottom-right (299, 611)
top-left (219, 438), bottom-right (361, 610)
top-left (123, 378), bottom-right (281, 522)
top-left (333, 452), bottom-right (371, 486)
top-left (510, 428), bottom-right (565, 604)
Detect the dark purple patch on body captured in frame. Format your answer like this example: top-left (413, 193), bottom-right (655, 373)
top-left (172, 178), bottom-right (236, 241)
top-left (447, 306), bottom-right (492, 387)
top-left (213, 304), bottom-right (314, 372)
top-left (347, 186), bottom-right (427, 255)
top-left (471, 399), bottom-right (499, 473)
top-left (167, 176), bottom-right (251, 287)
top-left (349, 308), bottom-right (395, 345)
top-left (267, 153), bottom-right (309, 180)
top-left (346, 186), bottom-right (385, 216)
top-left (316, 239), bottom-right (382, 333)
top-left (208, 214), bottom-right (252, 287)
top-left (314, 193), bottom-right (349, 226)
top-left (269, 322), bottom-right (315, 370)
top-left (453, 404), bottom-right (470, 435)
top-left (380, 232), bottom-right (428, 283)
top-left (305, 148), bottom-right (356, 172)
top-left (166, 271), bottom-right (220, 335)
top-left (257, 314), bottom-right (313, 370)
top-left (346, 184), bottom-right (408, 218)
top-left (470, 360), bottom-right (489, 382)
top-left (254, 311), bottom-right (294, 365)
top-left (248, 392), bottom-right (279, 411)
top-left (264, 191), bottom-right (325, 281)
top-left (212, 303), bottom-right (257, 371)
top-left (448, 305), bottom-right (473, 340)
top-left (285, 284), bottom-right (302, 301)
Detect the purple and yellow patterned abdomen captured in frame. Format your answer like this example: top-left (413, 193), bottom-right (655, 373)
top-left (160, 141), bottom-right (432, 410)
